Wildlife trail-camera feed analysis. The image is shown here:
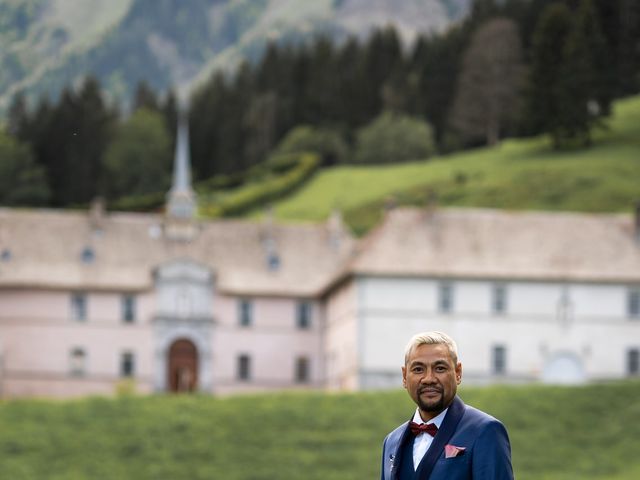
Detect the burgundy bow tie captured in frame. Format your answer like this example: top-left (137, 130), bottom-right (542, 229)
top-left (409, 422), bottom-right (438, 437)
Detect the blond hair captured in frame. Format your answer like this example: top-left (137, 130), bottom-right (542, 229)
top-left (404, 331), bottom-right (458, 365)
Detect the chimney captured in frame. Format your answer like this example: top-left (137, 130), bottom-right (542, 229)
top-left (261, 205), bottom-right (280, 271)
top-left (327, 209), bottom-right (344, 250)
top-left (89, 197), bottom-right (105, 232)
top-left (424, 188), bottom-right (438, 223)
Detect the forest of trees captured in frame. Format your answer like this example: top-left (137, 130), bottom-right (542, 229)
top-left (2, 0), bottom-right (639, 209)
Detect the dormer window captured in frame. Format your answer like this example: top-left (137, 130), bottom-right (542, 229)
top-left (267, 252), bottom-right (280, 271)
top-left (81, 246), bottom-right (95, 264)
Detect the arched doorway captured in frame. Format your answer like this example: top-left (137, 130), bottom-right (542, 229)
top-left (168, 339), bottom-right (198, 393)
top-left (542, 352), bottom-right (586, 384)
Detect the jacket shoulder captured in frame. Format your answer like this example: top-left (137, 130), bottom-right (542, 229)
top-left (462, 404), bottom-right (505, 428)
top-left (383, 421), bottom-right (408, 451)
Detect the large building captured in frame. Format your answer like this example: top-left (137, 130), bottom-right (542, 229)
top-left (1, 124), bottom-right (639, 398)
top-left (323, 207), bottom-right (640, 389)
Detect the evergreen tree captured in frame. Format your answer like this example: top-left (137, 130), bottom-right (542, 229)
top-left (528, 0), bottom-right (610, 147)
top-left (103, 108), bottom-right (172, 199)
top-left (37, 77), bottom-right (116, 205)
top-left (528, 3), bottom-right (574, 147)
top-left (615, 0), bottom-right (640, 95)
top-left (561, 0), bottom-right (610, 144)
top-left (303, 36), bottom-right (339, 126)
top-left (243, 91), bottom-right (279, 167)
top-left (133, 80), bottom-right (159, 112)
top-left (7, 91), bottom-right (29, 140)
top-left (333, 36), bottom-right (368, 134)
top-left (360, 27), bottom-right (404, 122)
top-left (0, 130), bottom-right (50, 206)
top-left (161, 88), bottom-right (178, 150)
top-left (410, 26), bottom-right (469, 149)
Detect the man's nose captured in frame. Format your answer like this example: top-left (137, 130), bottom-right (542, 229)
top-left (420, 368), bottom-right (436, 383)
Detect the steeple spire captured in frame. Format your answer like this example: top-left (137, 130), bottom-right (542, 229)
top-left (167, 110), bottom-right (196, 220)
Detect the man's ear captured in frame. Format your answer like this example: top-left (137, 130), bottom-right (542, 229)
top-left (455, 362), bottom-right (463, 385)
top-left (401, 366), bottom-right (407, 388)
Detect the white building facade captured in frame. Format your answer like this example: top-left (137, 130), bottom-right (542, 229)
top-left (323, 208), bottom-right (640, 390)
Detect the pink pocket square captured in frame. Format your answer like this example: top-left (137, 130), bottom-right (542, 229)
top-left (445, 444), bottom-right (466, 458)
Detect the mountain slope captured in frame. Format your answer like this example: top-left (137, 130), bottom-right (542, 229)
top-left (0, 0), bottom-right (471, 113)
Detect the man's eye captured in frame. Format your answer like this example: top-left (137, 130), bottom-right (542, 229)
top-left (412, 367), bottom-right (423, 373)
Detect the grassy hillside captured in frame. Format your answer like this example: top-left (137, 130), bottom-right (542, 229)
top-left (0, 381), bottom-right (639, 479)
top-left (263, 95), bottom-right (640, 235)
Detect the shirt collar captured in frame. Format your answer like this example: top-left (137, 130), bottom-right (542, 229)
top-left (411, 407), bottom-right (448, 429)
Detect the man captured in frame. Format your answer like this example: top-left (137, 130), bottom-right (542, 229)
top-left (381, 331), bottom-right (513, 479)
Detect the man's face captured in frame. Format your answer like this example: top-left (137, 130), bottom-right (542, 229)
top-left (402, 343), bottom-right (462, 420)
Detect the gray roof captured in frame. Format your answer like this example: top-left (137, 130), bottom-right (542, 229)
top-left (2, 206), bottom-right (639, 297)
top-left (348, 207), bottom-right (640, 283)
top-left (0, 208), bottom-right (355, 296)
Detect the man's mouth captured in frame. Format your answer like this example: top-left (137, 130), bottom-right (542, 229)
top-left (419, 387), bottom-right (442, 396)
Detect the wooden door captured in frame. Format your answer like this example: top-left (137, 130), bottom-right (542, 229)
top-left (168, 339), bottom-right (198, 393)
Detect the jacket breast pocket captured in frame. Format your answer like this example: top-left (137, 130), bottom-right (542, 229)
top-left (431, 454), bottom-right (471, 479)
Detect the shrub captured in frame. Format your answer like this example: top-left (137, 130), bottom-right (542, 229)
top-left (274, 125), bottom-right (349, 166)
top-left (353, 111), bottom-right (436, 164)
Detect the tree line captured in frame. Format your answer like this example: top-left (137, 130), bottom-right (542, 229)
top-left (2, 0), bottom-right (638, 209)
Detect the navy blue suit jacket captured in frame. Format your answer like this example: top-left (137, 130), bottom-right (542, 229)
top-left (381, 396), bottom-right (513, 480)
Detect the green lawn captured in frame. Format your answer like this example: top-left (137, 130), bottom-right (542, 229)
top-left (1, 381), bottom-right (639, 479)
top-left (259, 95), bottom-right (640, 235)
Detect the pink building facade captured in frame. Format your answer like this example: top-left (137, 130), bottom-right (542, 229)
top-left (0, 120), bottom-right (352, 398)
top-left (0, 208), bottom-right (349, 398)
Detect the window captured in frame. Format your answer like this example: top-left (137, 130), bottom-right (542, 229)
top-left (71, 293), bottom-right (87, 321)
top-left (492, 345), bottom-right (507, 375)
top-left (438, 282), bottom-right (453, 313)
top-left (295, 356), bottom-right (310, 383)
top-left (122, 295), bottom-right (136, 323)
top-left (120, 351), bottom-right (135, 377)
top-left (628, 289), bottom-right (640, 318)
top-left (70, 348), bottom-right (87, 376)
top-left (628, 349), bottom-right (639, 376)
top-left (239, 299), bottom-right (253, 327)
top-left (237, 354), bottom-right (251, 381)
top-left (296, 302), bottom-right (311, 329)
top-left (492, 284), bottom-right (507, 314)
top-left (81, 246), bottom-right (95, 264)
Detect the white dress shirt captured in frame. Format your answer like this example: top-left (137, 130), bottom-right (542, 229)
top-left (411, 407), bottom-right (448, 470)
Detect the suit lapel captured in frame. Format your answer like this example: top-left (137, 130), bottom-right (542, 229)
top-left (415, 396), bottom-right (466, 480)
top-left (389, 422), bottom-right (412, 480)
